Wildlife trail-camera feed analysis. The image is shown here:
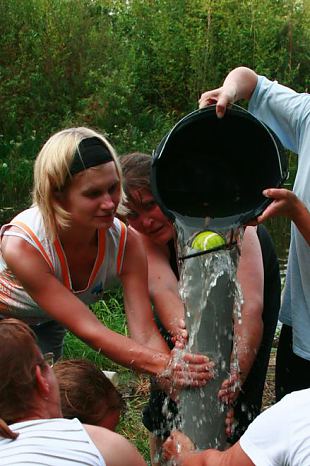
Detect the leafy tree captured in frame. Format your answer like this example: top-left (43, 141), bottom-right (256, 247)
top-left (0, 0), bottom-right (308, 209)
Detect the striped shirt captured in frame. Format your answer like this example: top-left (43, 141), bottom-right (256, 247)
top-left (0, 418), bottom-right (106, 465)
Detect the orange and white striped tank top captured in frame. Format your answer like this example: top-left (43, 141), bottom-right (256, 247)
top-left (0, 206), bottom-right (127, 324)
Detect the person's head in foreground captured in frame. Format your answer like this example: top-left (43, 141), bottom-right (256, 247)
top-left (33, 126), bottom-right (124, 240)
top-left (0, 318), bottom-right (62, 440)
top-left (0, 318), bottom-right (147, 466)
top-left (54, 359), bottom-right (124, 430)
top-left (121, 152), bottom-right (174, 245)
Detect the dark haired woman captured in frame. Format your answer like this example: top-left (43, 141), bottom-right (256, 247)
top-left (121, 152), bottom-right (280, 463)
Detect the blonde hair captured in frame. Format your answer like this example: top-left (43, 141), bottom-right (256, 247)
top-left (32, 127), bottom-right (124, 240)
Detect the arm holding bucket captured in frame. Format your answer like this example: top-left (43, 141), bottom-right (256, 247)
top-left (199, 67), bottom-right (258, 117)
top-left (258, 188), bottom-right (310, 246)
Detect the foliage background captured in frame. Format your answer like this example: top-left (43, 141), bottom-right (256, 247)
top-left (0, 0), bottom-right (309, 212)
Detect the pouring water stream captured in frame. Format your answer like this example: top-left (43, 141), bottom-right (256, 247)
top-left (172, 214), bottom-right (244, 450)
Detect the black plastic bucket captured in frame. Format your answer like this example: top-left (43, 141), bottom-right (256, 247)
top-left (151, 105), bottom-right (288, 228)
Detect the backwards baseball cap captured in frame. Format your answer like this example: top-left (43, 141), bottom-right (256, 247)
top-left (69, 137), bottom-right (113, 176)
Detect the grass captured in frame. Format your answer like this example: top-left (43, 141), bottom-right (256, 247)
top-left (62, 288), bottom-right (151, 463)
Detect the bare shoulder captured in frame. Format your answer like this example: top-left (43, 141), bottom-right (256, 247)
top-left (83, 424), bottom-right (147, 466)
top-left (121, 226), bottom-right (147, 271)
top-left (125, 225), bottom-right (144, 249)
top-left (1, 227), bottom-right (46, 266)
top-left (127, 226), bottom-right (168, 254)
top-left (125, 226), bottom-right (169, 263)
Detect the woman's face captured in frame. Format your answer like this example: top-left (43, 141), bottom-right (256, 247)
top-left (126, 188), bottom-right (174, 245)
top-left (58, 162), bottom-right (121, 231)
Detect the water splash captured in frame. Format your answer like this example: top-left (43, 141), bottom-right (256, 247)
top-left (174, 214), bottom-right (244, 449)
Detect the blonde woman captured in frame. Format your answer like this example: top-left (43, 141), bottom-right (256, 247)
top-left (0, 127), bottom-right (212, 388)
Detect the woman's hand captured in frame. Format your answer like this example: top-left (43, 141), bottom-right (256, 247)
top-left (218, 369), bottom-right (241, 406)
top-left (156, 348), bottom-right (215, 394)
top-left (258, 188), bottom-right (303, 222)
top-left (199, 85), bottom-right (237, 118)
top-left (218, 369), bottom-right (240, 438)
top-left (162, 430), bottom-right (196, 465)
top-left (199, 67), bottom-right (258, 118)
top-left (171, 318), bottom-right (188, 348)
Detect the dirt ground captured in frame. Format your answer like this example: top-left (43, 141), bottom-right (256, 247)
top-left (262, 348), bottom-right (277, 410)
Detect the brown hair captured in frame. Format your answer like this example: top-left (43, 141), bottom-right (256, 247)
top-left (120, 152), bottom-right (152, 204)
top-left (0, 318), bottom-right (46, 439)
top-left (54, 359), bottom-right (124, 426)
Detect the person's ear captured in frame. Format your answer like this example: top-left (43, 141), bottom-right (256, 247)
top-left (53, 189), bottom-right (63, 202)
top-left (35, 365), bottom-right (50, 400)
top-left (52, 189), bottom-right (67, 210)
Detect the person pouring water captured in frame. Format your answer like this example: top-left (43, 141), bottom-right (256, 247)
top-left (159, 66), bottom-right (310, 466)
top-left (199, 66), bottom-right (310, 401)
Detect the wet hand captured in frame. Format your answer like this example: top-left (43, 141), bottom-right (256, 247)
top-left (225, 407), bottom-right (235, 438)
top-left (171, 319), bottom-right (188, 348)
top-left (218, 371), bottom-right (241, 405)
top-left (162, 430), bottom-right (196, 465)
top-left (173, 349), bottom-right (215, 388)
top-left (158, 349), bottom-right (215, 392)
top-left (218, 374), bottom-right (239, 438)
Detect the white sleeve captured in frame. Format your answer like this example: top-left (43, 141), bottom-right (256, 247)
top-left (239, 396), bottom-right (290, 466)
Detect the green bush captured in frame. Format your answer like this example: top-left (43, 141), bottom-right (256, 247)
top-left (1, 0), bottom-right (308, 211)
